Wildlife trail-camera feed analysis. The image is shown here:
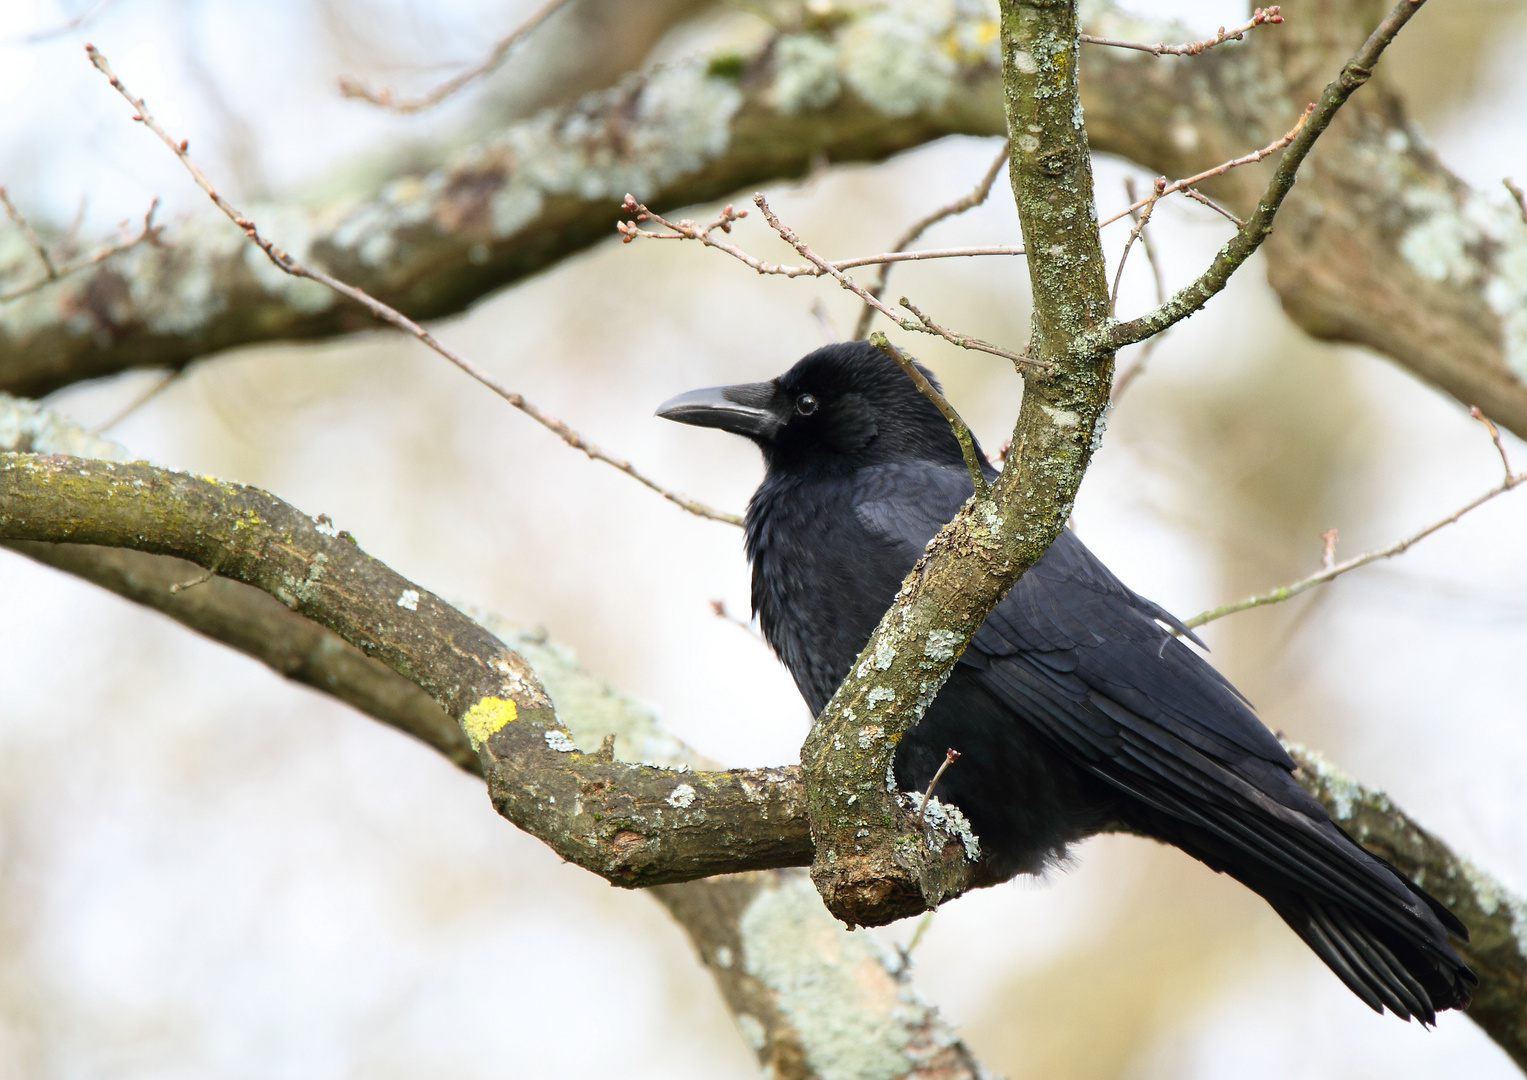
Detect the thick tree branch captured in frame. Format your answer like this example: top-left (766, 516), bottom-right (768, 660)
top-left (0, 4), bottom-right (1004, 399)
top-left (0, 453), bottom-right (808, 885)
top-left (1079, 0), bottom-right (1527, 437)
top-left (5, 2), bottom-right (1523, 453)
top-left (6, 398), bottom-right (1527, 1066)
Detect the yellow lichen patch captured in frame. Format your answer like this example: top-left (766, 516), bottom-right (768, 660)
top-left (461, 696), bottom-right (518, 749)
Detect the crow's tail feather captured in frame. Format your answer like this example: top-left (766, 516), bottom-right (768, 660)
top-left (1262, 887), bottom-right (1476, 1023)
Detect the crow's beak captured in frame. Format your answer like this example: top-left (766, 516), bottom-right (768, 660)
top-left (655, 381), bottom-right (786, 440)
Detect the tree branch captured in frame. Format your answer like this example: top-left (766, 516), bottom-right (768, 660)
top-left (1107, 0), bottom-right (1428, 350)
top-left (6, 1), bottom-right (1524, 456)
top-left (0, 4), bottom-right (1006, 399)
top-left (7, 396), bottom-right (1527, 1066)
top-left (793, 0), bottom-right (1119, 927)
top-left (1078, 6), bottom-right (1283, 58)
top-left (0, 453), bottom-right (808, 885)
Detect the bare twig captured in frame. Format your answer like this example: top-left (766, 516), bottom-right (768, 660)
top-left (1111, 0), bottom-right (1429, 351)
top-left (1098, 109), bottom-right (1312, 231)
top-left (90, 368), bottom-right (182, 434)
top-left (618, 204), bottom-right (1022, 274)
top-left (869, 334), bottom-right (987, 497)
top-left (1183, 187), bottom-right (1246, 227)
top-left (1110, 176), bottom-right (1164, 314)
top-left (1506, 178), bottom-right (1527, 226)
top-left (1472, 405), bottom-right (1514, 478)
top-left (1079, 7), bottom-right (1283, 57)
top-left (0, 197), bottom-right (160, 305)
top-left (1110, 179), bottom-right (1170, 399)
top-left (749, 194), bottom-right (1044, 370)
top-left (915, 749), bottom-right (961, 829)
top-left (1, 187), bottom-right (57, 278)
top-left (337, 0), bottom-right (574, 113)
top-left (88, 44), bottom-right (741, 528)
top-left (1183, 408), bottom-right (1522, 629)
top-left (855, 141), bottom-right (1011, 338)
top-left (1321, 527), bottom-right (1339, 570)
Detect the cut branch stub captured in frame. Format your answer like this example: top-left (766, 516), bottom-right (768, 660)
top-left (0, 454), bottom-right (811, 885)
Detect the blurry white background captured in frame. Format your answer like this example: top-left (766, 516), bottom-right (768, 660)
top-left (1, 0), bottom-right (1525, 1076)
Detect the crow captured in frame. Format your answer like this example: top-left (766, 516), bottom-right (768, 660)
top-left (658, 340), bottom-right (1475, 1021)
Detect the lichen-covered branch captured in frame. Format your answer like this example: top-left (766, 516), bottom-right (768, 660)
top-left (796, 0), bottom-right (1119, 928)
top-left (1106, 0), bottom-right (1428, 351)
top-left (0, 452), bottom-right (810, 885)
top-left (5, 3), bottom-right (1524, 452)
top-left (1289, 745), bottom-right (1527, 1070)
top-left (0, 395), bottom-right (983, 1080)
top-left (1078, 0), bottom-right (1527, 438)
top-left (0, 3), bottom-right (1003, 398)
top-left (6, 396), bottom-right (1527, 1066)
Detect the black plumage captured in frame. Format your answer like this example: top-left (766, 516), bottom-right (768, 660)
top-left (657, 340), bottom-right (1475, 1022)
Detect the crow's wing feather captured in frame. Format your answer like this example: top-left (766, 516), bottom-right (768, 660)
top-left (853, 461), bottom-right (1457, 946)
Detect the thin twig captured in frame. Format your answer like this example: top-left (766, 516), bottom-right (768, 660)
top-left (1110, 0), bottom-right (1429, 351)
top-left (749, 194), bottom-right (1045, 371)
top-left (0, 198), bottom-right (160, 305)
top-left (869, 334), bottom-right (987, 498)
top-left (1098, 109), bottom-right (1312, 231)
top-left (620, 206), bottom-right (1022, 274)
top-left (1079, 7), bottom-right (1283, 57)
top-left (89, 44), bottom-right (742, 528)
top-left (1109, 176), bottom-right (1163, 314)
top-left (90, 368), bottom-right (182, 434)
top-left (916, 748), bottom-right (961, 828)
top-left (855, 141), bottom-right (1011, 339)
top-left (1, 187), bottom-right (57, 278)
top-left (1506, 178), bottom-right (1527, 226)
top-left (338, 0), bottom-right (574, 113)
top-left (1183, 408), bottom-right (1522, 629)
top-left (620, 197), bottom-right (1029, 370)
top-left (1110, 179), bottom-right (1170, 400)
top-left (1183, 188), bottom-right (1246, 227)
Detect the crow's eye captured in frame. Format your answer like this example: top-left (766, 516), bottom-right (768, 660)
top-left (795, 393), bottom-right (819, 416)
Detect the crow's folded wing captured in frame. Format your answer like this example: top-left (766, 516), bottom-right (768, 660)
top-left (854, 461), bottom-right (1463, 948)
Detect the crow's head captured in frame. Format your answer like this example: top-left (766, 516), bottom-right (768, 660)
top-left (656, 340), bottom-right (972, 472)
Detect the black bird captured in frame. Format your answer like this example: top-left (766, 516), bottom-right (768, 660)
top-left (658, 340), bottom-right (1475, 1022)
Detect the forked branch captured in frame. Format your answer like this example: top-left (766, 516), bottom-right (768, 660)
top-left (1109, 0), bottom-right (1429, 349)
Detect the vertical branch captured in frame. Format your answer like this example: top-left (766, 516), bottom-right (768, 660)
top-left (798, 0), bottom-right (1120, 927)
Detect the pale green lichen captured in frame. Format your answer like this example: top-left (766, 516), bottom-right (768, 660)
top-left (740, 875), bottom-right (935, 1080)
top-left (923, 629), bottom-right (958, 662)
top-left (484, 65), bottom-right (744, 238)
top-left (1460, 857), bottom-right (1527, 959)
top-left (839, 5), bottom-right (958, 119)
top-left (773, 34), bottom-right (841, 114)
top-left (0, 394), bottom-right (128, 459)
top-left (464, 607), bottom-right (698, 769)
top-left (1397, 183), bottom-right (1527, 382)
